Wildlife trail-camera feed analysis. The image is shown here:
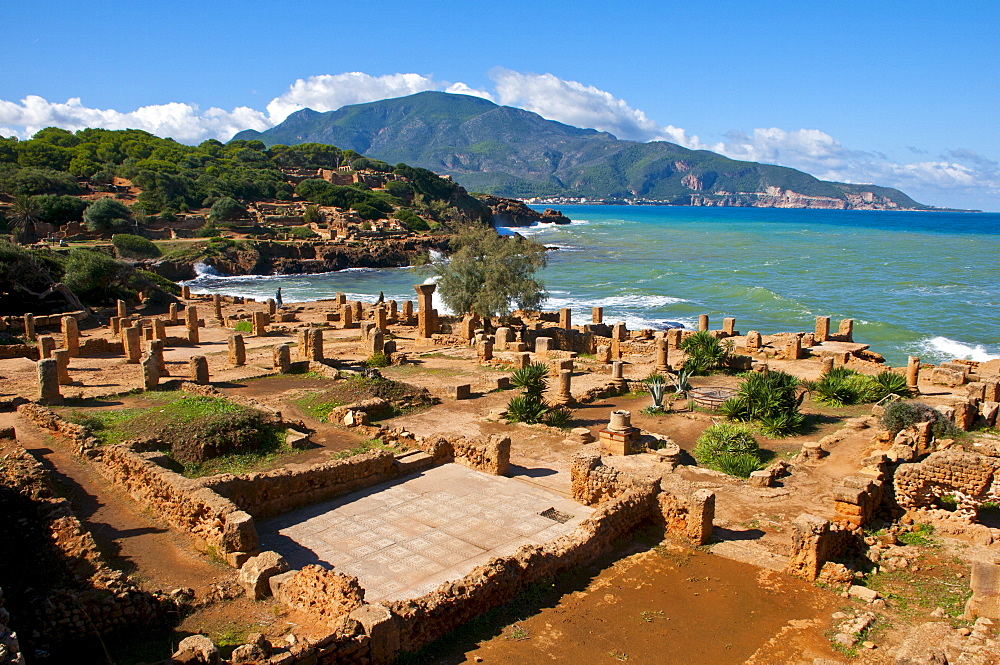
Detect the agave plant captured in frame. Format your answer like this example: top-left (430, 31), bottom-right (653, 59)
top-left (644, 373), bottom-right (668, 409)
top-left (668, 366), bottom-right (694, 394)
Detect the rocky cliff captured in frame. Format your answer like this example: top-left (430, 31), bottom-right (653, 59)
top-left (477, 195), bottom-right (572, 227)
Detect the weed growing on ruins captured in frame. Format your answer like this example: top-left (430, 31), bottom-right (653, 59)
top-left (365, 351), bottom-right (391, 368)
top-left (865, 548), bottom-right (971, 625)
top-left (678, 331), bottom-right (731, 375)
top-left (719, 370), bottom-right (805, 437)
top-left (291, 391), bottom-right (346, 421)
top-left (897, 523), bottom-right (937, 547)
top-left (608, 650), bottom-right (630, 661)
top-left (233, 320), bottom-right (253, 333)
top-left (881, 400), bottom-right (959, 438)
top-left (182, 433), bottom-right (291, 477)
top-left (68, 408), bottom-right (145, 445)
top-left (332, 437), bottom-right (406, 459)
top-left (507, 623), bottom-right (529, 641)
top-left (639, 610), bottom-right (665, 623)
top-left (506, 363), bottom-right (571, 425)
top-left (693, 422), bottom-right (763, 478)
top-left (545, 405), bottom-right (573, 429)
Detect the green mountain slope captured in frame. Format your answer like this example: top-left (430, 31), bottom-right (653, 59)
top-left (234, 92), bottom-right (928, 209)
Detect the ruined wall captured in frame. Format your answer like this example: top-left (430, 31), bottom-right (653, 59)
top-left (895, 450), bottom-right (1000, 518)
top-left (785, 513), bottom-right (854, 580)
top-left (274, 565), bottom-right (366, 624)
top-left (202, 450), bottom-right (398, 520)
top-left (0, 442), bottom-right (171, 649)
top-left (451, 434), bottom-right (510, 475)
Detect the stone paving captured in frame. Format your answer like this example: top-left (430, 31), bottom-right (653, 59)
top-left (258, 463), bottom-right (593, 602)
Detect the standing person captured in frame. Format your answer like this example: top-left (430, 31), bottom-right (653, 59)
top-left (275, 287), bottom-right (283, 308)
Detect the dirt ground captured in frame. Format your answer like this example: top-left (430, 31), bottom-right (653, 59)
top-left (2, 295), bottom-right (993, 663)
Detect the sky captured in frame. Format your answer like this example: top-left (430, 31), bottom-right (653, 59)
top-left (2, 0), bottom-right (998, 210)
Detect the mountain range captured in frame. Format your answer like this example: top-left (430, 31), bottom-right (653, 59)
top-left (234, 91), bottom-right (928, 210)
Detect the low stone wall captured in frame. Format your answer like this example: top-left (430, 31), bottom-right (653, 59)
top-left (895, 449), bottom-right (1000, 518)
top-left (273, 565), bottom-right (366, 624)
top-left (18, 403), bottom-right (99, 455)
top-left (0, 344), bottom-right (37, 360)
top-left (79, 337), bottom-right (122, 356)
top-left (451, 434), bottom-right (510, 475)
top-left (785, 513), bottom-right (854, 580)
top-left (202, 450), bottom-right (398, 520)
top-left (0, 441), bottom-right (172, 649)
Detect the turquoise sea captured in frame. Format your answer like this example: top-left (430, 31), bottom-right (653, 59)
top-left (184, 205), bottom-right (1000, 367)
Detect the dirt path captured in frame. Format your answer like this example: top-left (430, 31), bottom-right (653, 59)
top-left (6, 412), bottom-right (227, 594)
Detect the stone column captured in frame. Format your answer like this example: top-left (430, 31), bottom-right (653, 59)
top-left (213, 294), bottom-right (223, 321)
top-left (143, 326), bottom-right (153, 342)
top-left (368, 329), bottom-right (385, 355)
top-left (786, 335), bottom-right (802, 360)
top-left (815, 316), bottom-right (830, 342)
top-left (52, 349), bottom-right (71, 385)
top-left (402, 301), bottom-right (414, 324)
top-left (168, 303), bottom-right (179, 324)
top-left (152, 319), bottom-right (166, 341)
top-left (267, 298), bottom-right (277, 316)
top-left (611, 360), bottom-right (627, 389)
top-left (297, 328), bottom-right (310, 360)
top-left (38, 335), bottom-right (56, 359)
top-left (612, 321), bottom-right (627, 341)
top-left (746, 330), bottom-right (762, 352)
top-left (341, 303), bottom-right (354, 328)
top-left (698, 314), bottom-right (709, 332)
top-left (335, 292), bottom-right (346, 306)
top-left (559, 308), bottom-right (572, 330)
top-left (351, 300), bottom-right (363, 322)
top-left (23, 313), bottom-right (36, 341)
top-left (229, 334), bottom-right (246, 366)
top-left (37, 358), bottom-right (62, 405)
top-left (117, 299), bottom-right (128, 319)
top-left (821, 357), bottom-right (834, 375)
top-left (141, 355), bottom-right (159, 390)
top-left (110, 316), bottom-right (121, 335)
top-left (907, 356), bottom-right (921, 389)
top-left (387, 300), bottom-right (398, 321)
top-left (655, 337), bottom-right (669, 372)
top-left (414, 283), bottom-right (437, 339)
top-left (147, 339), bottom-right (167, 376)
top-left (124, 326), bottom-right (142, 363)
top-left (477, 339), bottom-right (493, 362)
top-left (555, 369), bottom-right (573, 404)
top-left (181, 285), bottom-right (191, 299)
top-left (61, 316), bottom-right (80, 357)
top-left (374, 306), bottom-right (388, 331)
top-left (272, 344), bottom-right (291, 373)
top-left (666, 328), bottom-right (683, 349)
top-left (252, 311), bottom-right (269, 336)
top-left (188, 355), bottom-right (209, 385)
top-left (592, 307), bottom-right (603, 324)
top-left (514, 352), bottom-right (531, 369)
top-left (838, 318), bottom-right (854, 342)
top-left (722, 317), bottom-right (736, 336)
top-left (459, 315), bottom-right (476, 341)
top-left (535, 337), bottom-right (552, 358)
top-left (307, 329), bottom-right (324, 361)
top-left (185, 306), bottom-right (199, 345)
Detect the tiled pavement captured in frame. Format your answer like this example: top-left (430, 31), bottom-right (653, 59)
top-left (258, 464), bottom-right (594, 602)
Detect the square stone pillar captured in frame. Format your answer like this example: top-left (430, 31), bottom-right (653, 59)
top-left (152, 319), bottom-right (166, 341)
top-left (666, 328), bottom-right (683, 349)
top-left (592, 307), bottom-right (603, 324)
top-left (722, 317), bottom-right (736, 336)
top-left (307, 329), bottom-right (324, 361)
top-left (147, 339), bottom-right (167, 376)
top-left (559, 308), bottom-right (572, 330)
top-left (168, 303), bottom-right (179, 324)
top-left (38, 335), bottom-right (56, 359)
top-left (185, 306), bottom-right (199, 345)
top-left (815, 316), bottom-right (830, 342)
top-left (189, 355), bottom-right (209, 385)
top-left (123, 326), bottom-right (142, 363)
top-left (180, 285), bottom-right (191, 299)
top-left (838, 318), bottom-right (854, 342)
top-left (746, 330), bottom-right (761, 351)
top-left (37, 358), bottom-right (62, 405)
top-left (61, 316), bottom-right (80, 357)
top-left (341, 303), bottom-right (355, 328)
top-left (52, 349), bottom-right (71, 385)
top-left (267, 298), bottom-right (277, 316)
top-left (388, 300), bottom-right (398, 321)
top-left (23, 313), bottom-right (36, 341)
top-left (368, 329), bottom-right (385, 355)
top-left (229, 334), bottom-right (246, 366)
top-left (374, 306), bottom-right (388, 330)
top-left (477, 340), bottom-right (493, 362)
top-left (402, 301), bottom-right (414, 324)
top-left (335, 292), bottom-right (346, 306)
top-left (534, 337), bottom-right (553, 358)
top-left (117, 299), bottom-right (128, 319)
top-left (252, 311), bottom-right (269, 336)
top-left (273, 343), bottom-right (291, 373)
top-left (414, 284), bottom-right (437, 339)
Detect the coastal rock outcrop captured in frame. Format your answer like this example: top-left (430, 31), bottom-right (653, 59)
top-left (478, 194), bottom-right (571, 227)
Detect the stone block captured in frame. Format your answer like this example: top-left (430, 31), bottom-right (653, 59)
top-left (848, 585), bottom-right (879, 602)
top-left (349, 603), bottom-right (400, 665)
top-left (222, 511), bottom-right (259, 554)
top-left (238, 551), bottom-right (289, 600)
top-left (172, 635), bottom-right (219, 665)
top-left (448, 384), bottom-right (471, 400)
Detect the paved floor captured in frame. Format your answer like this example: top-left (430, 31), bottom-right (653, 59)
top-left (258, 464), bottom-right (593, 602)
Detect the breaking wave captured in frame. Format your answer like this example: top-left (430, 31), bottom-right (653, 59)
top-left (917, 336), bottom-right (1000, 362)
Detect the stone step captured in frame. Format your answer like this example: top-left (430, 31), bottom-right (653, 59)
top-left (394, 450), bottom-right (435, 473)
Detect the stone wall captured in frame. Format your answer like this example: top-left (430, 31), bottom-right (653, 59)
top-left (273, 565), bottom-right (366, 624)
top-left (895, 449), bottom-right (1000, 518)
top-left (202, 450), bottom-right (398, 520)
top-left (785, 513), bottom-right (853, 580)
top-left (0, 441), bottom-right (171, 649)
top-left (0, 344), bottom-right (37, 360)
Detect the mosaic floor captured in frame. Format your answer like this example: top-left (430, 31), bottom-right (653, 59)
top-left (258, 463), bottom-right (593, 601)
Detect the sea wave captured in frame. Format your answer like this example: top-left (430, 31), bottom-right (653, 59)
top-left (917, 336), bottom-right (1000, 362)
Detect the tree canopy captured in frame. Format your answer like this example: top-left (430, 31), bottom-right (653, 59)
top-left (428, 225), bottom-right (547, 319)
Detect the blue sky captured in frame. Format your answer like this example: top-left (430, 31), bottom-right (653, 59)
top-left (2, 0), bottom-right (998, 210)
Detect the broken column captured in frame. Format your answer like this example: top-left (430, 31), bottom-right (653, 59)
top-left (168, 303), bottom-right (179, 324)
top-left (655, 337), bottom-right (669, 372)
top-left (229, 334), bottom-right (246, 366)
top-left (307, 329), bottom-right (324, 361)
top-left (554, 368), bottom-right (573, 404)
top-left (374, 305), bottom-right (388, 331)
top-left (273, 344), bottom-right (291, 373)
top-left (838, 318), bottom-right (854, 342)
top-left (387, 300), bottom-right (398, 321)
top-left (37, 358), bottom-right (62, 405)
top-left (477, 339), bottom-right (493, 362)
top-left (213, 294), bottom-right (223, 321)
top-left (38, 335), bottom-right (56, 359)
top-left (188, 355), bottom-right (209, 385)
top-left (351, 300), bottom-right (363, 323)
top-left (907, 356), bottom-right (920, 389)
top-left (296, 328), bottom-right (310, 360)
top-left (23, 313), bottom-right (36, 341)
top-left (61, 316), bottom-right (80, 357)
top-left (110, 316), bottom-right (121, 335)
top-left (821, 357), bottom-right (835, 374)
top-left (815, 316), bottom-right (830, 342)
top-left (599, 410), bottom-right (639, 455)
top-left (185, 306), bottom-right (199, 345)
top-left (592, 307), bottom-right (603, 324)
top-left (722, 317), bottom-right (736, 336)
top-left (141, 355), bottom-right (159, 390)
top-left (494, 327), bottom-right (511, 351)
top-left (267, 298), bottom-right (277, 316)
top-left (698, 314), bottom-right (709, 332)
top-left (534, 337), bottom-right (553, 359)
top-left (402, 300), bottom-right (414, 324)
top-left (181, 285), bottom-right (191, 299)
top-left (559, 307), bottom-right (572, 330)
top-left (746, 330), bottom-right (762, 352)
top-left (459, 315), bottom-right (476, 341)
top-left (152, 319), bottom-right (166, 341)
top-left (117, 299), bottom-right (128, 319)
top-left (611, 360), bottom-right (627, 390)
top-left (414, 283), bottom-right (437, 339)
top-left (252, 311), bottom-right (269, 337)
top-left (52, 349), bottom-right (71, 385)
top-left (124, 326), bottom-right (142, 363)
top-left (147, 339), bottom-right (167, 376)
top-left (368, 329), bottom-right (385, 355)
top-left (341, 303), bottom-right (354, 328)
top-left (786, 334), bottom-right (802, 360)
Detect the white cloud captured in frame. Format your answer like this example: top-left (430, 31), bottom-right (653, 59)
top-left (444, 82), bottom-right (495, 101)
top-left (490, 67), bottom-right (705, 147)
top-left (0, 95), bottom-right (269, 143)
top-left (264, 72), bottom-right (446, 124)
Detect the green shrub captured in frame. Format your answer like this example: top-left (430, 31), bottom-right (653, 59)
top-left (507, 363), bottom-right (555, 424)
top-left (545, 406), bottom-right (572, 429)
top-left (83, 197), bottom-right (132, 233)
top-left (719, 370), bottom-right (804, 437)
top-left (881, 400), bottom-right (958, 438)
top-left (365, 352), bottom-right (391, 368)
top-left (679, 331), bottom-right (730, 375)
top-left (302, 205), bottom-right (322, 225)
top-left (643, 373), bottom-right (668, 409)
top-left (511, 363), bottom-right (549, 398)
top-left (811, 367), bottom-right (912, 407)
top-left (353, 203), bottom-right (385, 220)
top-left (284, 226), bottom-right (318, 239)
top-left (136, 270), bottom-right (179, 295)
top-left (394, 209), bottom-right (430, 231)
top-left (694, 422), bottom-right (761, 475)
top-left (714, 451), bottom-right (764, 478)
top-left (233, 321), bottom-right (252, 333)
top-left (112, 233), bottom-right (161, 259)
top-left (63, 248), bottom-right (137, 304)
top-left (506, 394), bottom-right (548, 424)
top-left (209, 196), bottom-right (246, 222)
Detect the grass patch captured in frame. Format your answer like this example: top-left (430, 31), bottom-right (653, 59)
top-left (291, 390), bottom-right (345, 421)
top-left (332, 437), bottom-right (406, 459)
top-left (181, 431), bottom-right (291, 478)
top-left (898, 523), bottom-right (937, 547)
top-left (233, 320), bottom-right (253, 333)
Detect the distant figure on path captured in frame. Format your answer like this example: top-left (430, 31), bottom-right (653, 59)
top-left (275, 288), bottom-right (283, 308)
top-left (376, 291), bottom-right (385, 304)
